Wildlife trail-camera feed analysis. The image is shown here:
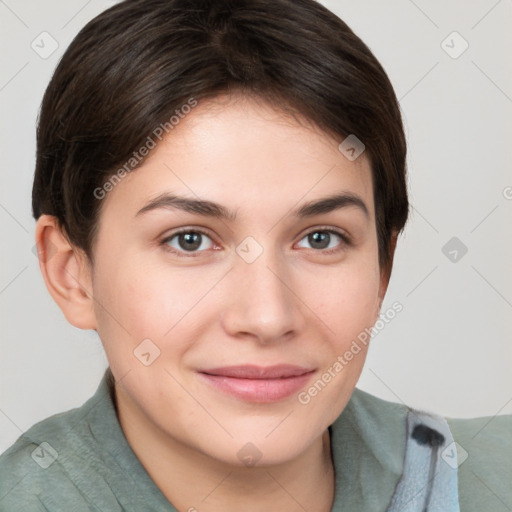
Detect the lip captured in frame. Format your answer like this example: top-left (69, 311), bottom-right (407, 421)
top-left (198, 365), bottom-right (315, 403)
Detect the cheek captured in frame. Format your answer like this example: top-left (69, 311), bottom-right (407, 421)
top-left (302, 267), bottom-right (378, 418)
top-left (122, 265), bottom-right (227, 335)
top-left (306, 260), bottom-right (381, 344)
top-left (91, 255), bottom-right (222, 358)
top-left (297, 264), bottom-right (380, 422)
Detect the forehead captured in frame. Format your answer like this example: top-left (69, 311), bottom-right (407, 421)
top-left (100, 94), bottom-right (375, 222)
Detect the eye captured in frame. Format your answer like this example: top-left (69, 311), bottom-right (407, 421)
top-left (296, 228), bottom-right (350, 253)
top-left (161, 229), bottom-right (216, 256)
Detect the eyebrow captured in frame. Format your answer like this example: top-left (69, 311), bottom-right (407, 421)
top-left (135, 192), bottom-right (369, 221)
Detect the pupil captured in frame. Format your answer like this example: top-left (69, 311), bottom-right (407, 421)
top-left (179, 232), bottom-right (201, 251)
top-left (309, 231), bottom-right (329, 249)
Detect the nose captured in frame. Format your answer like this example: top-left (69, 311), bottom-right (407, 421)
top-left (220, 246), bottom-right (306, 344)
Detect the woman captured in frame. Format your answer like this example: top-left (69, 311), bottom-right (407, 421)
top-left (0, 1), bottom-right (509, 510)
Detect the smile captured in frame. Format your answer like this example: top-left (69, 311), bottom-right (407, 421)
top-left (198, 365), bottom-right (316, 403)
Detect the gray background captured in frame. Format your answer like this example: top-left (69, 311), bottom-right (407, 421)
top-left (1, 0), bottom-right (511, 453)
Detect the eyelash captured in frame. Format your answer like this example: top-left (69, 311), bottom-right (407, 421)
top-left (160, 227), bottom-right (352, 258)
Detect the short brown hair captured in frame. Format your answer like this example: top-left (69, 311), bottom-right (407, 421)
top-left (32, 0), bottom-right (409, 277)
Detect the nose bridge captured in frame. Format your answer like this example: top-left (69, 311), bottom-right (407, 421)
top-left (221, 240), bottom-right (304, 342)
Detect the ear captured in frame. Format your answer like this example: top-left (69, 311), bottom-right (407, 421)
top-left (35, 215), bottom-right (96, 330)
top-left (376, 230), bottom-right (399, 313)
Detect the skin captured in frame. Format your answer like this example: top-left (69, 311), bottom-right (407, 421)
top-left (36, 93), bottom-right (396, 512)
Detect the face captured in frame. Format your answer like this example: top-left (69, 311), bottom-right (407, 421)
top-left (89, 94), bottom-right (387, 466)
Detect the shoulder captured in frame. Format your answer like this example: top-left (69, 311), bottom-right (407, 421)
top-left (447, 413), bottom-right (512, 511)
top-left (338, 390), bottom-right (512, 511)
top-left (0, 401), bottom-right (96, 510)
top-left (0, 374), bottom-right (124, 511)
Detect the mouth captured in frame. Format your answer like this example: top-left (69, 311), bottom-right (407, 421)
top-left (198, 364), bottom-right (316, 403)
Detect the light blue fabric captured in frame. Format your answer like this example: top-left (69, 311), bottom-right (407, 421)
top-left (386, 409), bottom-right (460, 512)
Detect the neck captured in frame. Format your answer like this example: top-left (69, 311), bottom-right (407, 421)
top-left (116, 388), bottom-right (335, 512)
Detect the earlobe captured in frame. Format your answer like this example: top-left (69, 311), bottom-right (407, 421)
top-left (35, 215), bottom-right (96, 330)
